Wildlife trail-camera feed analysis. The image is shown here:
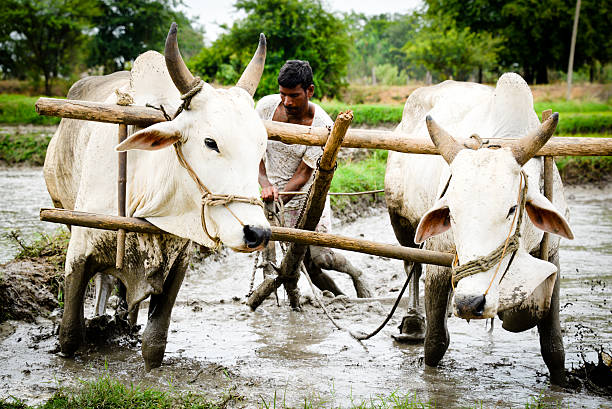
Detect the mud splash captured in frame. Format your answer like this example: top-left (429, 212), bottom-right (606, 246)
top-left (0, 173), bottom-right (610, 407)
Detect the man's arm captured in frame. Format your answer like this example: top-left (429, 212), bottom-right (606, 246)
top-left (259, 160), bottom-right (278, 202)
top-left (281, 160), bottom-right (314, 204)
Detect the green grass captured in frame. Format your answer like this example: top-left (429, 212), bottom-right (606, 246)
top-left (319, 100), bottom-right (612, 133)
top-left (320, 102), bottom-right (403, 126)
top-left (0, 377), bottom-right (566, 409)
top-left (553, 112), bottom-right (612, 134)
top-left (0, 375), bottom-right (226, 409)
top-left (0, 132), bottom-right (51, 165)
top-left (534, 100), bottom-right (611, 113)
top-left (0, 94), bottom-right (60, 125)
top-left (330, 150), bottom-right (388, 210)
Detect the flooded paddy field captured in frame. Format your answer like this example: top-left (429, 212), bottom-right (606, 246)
top-left (0, 168), bottom-right (610, 408)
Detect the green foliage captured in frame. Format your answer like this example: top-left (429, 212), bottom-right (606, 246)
top-left (190, 0), bottom-right (350, 99)
top-left (374, 64), bottom-right (408, 86)
top-left (345, 13), bottom-right (421, 83)
top-left (424, 0), bottom-right (611, 84)
top-left (404, 15), bottom-right (503, 82)
top-left (0, 133), bottom-right (51, 165)
top-left (87, 0), bottom-right (204, 74)
top-left (0, 0), bottom-right (99, 95)
top-left (0, 94), bottom-right (60, 125)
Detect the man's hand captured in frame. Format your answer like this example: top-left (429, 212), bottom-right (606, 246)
top-left (261, 184), bottom-right (279, 202)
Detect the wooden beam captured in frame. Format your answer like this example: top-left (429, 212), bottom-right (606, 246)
top-left (248, 110), bottom-right (354, 310)
top-left (540, 110), bottom-right (554, 262)
top-left (36, 97), bottom-right (612, 157)
top-left (39, 208), bottom-right (454, 266)
top-left (35, 97), bottom-right (167, 126)
top-left (116, 123), bottom-right (128, 269)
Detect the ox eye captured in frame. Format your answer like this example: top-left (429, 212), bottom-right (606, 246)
top-left (507, 205), bottom-right (517, 218)
top-left (204, 138), bottom-right (219, 153)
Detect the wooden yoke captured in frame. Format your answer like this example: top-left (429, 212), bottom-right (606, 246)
top-left (247, 111), bottom-right (354, 311)
top-left (116, 123), bottom-right (128, 269)
top-left (540, 109), bottom-right (554, 262)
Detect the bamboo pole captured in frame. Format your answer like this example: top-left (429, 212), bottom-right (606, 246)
top-left (248, 111), bottom-right (355, 310)
top-left (116, 123), bottom-right (128, 269)
top-left (35, 97), bottom-right (612, 157)
top-left (540, 110), bottom-right (554, 262)
top-left (39, 207), bottom-right (454, 267)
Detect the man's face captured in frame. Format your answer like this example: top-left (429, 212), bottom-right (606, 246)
top-left (279, 84), bottom-right (313, 118)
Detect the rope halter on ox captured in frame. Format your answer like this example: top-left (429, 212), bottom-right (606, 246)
top-left (172, 79), bottom-right (264, 250)
top-left (451, 170), bottom-right (528, 296)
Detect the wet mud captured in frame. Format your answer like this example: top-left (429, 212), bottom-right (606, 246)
top-left (0, 170), bottom-right (610, 408)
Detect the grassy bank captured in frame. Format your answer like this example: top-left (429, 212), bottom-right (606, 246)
top-left (0, 94), bottom-right (60, 125)
top-left (320, 101), bottom-right (612, 133)
top-left (0, 92), bottom-right (610, 132)
top-left (0, 374), bottom-right (562, 409)
top-left (0, 132), bottom-right (51, 165)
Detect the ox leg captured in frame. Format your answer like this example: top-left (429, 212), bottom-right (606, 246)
top-left (308, 246), bottom-right (373, 298)
top-left (304, 247), bottom-right (344, 296)
top-left (424, 265), bottom-right (452, 366)
top-left (141, 252), bottom-right (188, 371)
top-left (389, 211), bottom-right (425, 342)
top-left (60, 245), bottom-right (95, 356)
top-left (94, 273), bottom-right (116, 316)
top-left (537, 252), bottom-right (565, 385)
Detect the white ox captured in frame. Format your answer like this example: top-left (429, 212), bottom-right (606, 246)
top-left (43, 24), bottom-right (271, 370)
top-left (385, 73), bottom-right (574, 384)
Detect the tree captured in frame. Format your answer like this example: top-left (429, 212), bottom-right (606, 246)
top-left (87, 0), bottom-right (204, 74)
top-left (403, 15), bottom-right (502, 82)
top-left (0, 0), bottom-right (99, 95)
top-left (424, 0), bottom-right (611, 84)
top-left (190, 0), bottom-right (350, 99)
top-left (345, 13), bottom-right (420, 82)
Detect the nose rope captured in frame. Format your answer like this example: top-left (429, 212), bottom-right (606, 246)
top-left (451, 171), bottom-right (528, 291)
top-left (174, 143), bottom-right (264, 249)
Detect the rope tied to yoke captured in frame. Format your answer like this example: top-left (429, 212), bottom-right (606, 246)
top-left (451, 171), bottom-right (528, 292)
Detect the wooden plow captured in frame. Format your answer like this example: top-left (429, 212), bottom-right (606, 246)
top-left (35, 97), bottom-right (612, 309)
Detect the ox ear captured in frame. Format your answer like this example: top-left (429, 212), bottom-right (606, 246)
top-left (415, 197), bottom-right (451, 244)
top-left (116, 121), bottom-right (182, 151)
top-left (525, 191), bottom-right (574, 240)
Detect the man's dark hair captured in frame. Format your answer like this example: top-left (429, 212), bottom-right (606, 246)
top-left (278, 60), bottom-right (313, 90)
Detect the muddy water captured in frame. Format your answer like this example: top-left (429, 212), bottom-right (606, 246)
top-left (0, 167), bottom-right (54, 263)
top-left (0, 168), bottom-right (610, 408)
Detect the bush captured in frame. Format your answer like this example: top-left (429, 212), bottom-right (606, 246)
top-left (374, 64), bottom-right (408, 86)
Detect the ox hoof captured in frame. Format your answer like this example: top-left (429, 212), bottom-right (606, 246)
top-left (392, 310), bottom-right (426, 343)
top-left (143, 345), bottom-right (165, 372)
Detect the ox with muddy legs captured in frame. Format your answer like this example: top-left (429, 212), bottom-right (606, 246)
top-left (385, 73), bottom-right (574, 384)
top-left (43, 24), bottom-right (271, 370)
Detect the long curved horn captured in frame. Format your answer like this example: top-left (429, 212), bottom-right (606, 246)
top-left (164, 22), bottom-right (197, 94)
top-left (426, 115), bottom-right (463, 164)
top-left (235, 33), bottom-right (266, 96)
top-left (512, 112), bottom-right (559, 166)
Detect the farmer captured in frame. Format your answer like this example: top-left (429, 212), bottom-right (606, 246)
top-left (256, 60), bottom-right (372, 298)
